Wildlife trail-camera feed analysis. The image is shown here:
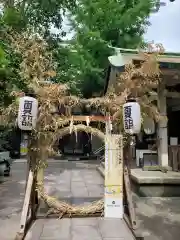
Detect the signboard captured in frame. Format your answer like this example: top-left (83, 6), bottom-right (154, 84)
top-left (104, 135), bottom-right (123, 218)
top-left (104, 197), bottom-right (123, 218)
top-left (105, 186), bottom-right (122, 196)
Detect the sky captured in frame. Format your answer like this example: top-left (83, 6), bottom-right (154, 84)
top-left (144, 0), bottom-right (180, 53)
top-left (56, 0), bottom-right (180, 52)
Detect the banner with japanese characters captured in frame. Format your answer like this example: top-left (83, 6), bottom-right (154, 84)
top-left (17, 96), bottom-right (38, 131)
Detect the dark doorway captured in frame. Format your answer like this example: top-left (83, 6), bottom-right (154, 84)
top-left (167, 109), bottom-right (180, 144)
top-left (59, 131), bottom-right (92, 156)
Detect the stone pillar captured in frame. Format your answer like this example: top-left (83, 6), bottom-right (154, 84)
top-left (157, 82), bottom-right (169, 167)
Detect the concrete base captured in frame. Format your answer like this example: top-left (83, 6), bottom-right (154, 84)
top-left (131, 169), bottom-right (180, 197)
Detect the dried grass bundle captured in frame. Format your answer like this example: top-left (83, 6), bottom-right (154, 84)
top-left (37, 183), bottom-right (103, 217)
top-left (0, 31), bottom-right (164, 215)
top-left (113, 44), bottom-right (163, 121)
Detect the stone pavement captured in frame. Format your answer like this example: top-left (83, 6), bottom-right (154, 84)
top-left (27, 161), bottom-right (134, 240)
top-left (134, 195), bottom-right (180, 240)
top-left (43, 161), bottom-right (104, 203)
top-left (25, 217), bottom-right (134, 240)
top-left (0, 162), bottom-right (26, 240)
top-left (0, 160), bottom-right (134, 240)
top-left (1, 160), bottom-right (180, 240)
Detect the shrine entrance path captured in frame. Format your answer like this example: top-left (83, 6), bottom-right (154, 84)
top-left (26, 160), bottom-right (135, 240)
top-left (1, 160), bottom-right (180, 240)
top-left (0, 160), bottom-right (134, 240)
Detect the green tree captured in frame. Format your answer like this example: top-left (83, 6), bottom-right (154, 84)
top-left (0, 0), bottom-right (78, 107)
top-left (54, 48), bottom-right (82, 96)
top-left (0, 37), bottom-right (26, 107)
top-left (0, 14), bottom-right (27, 107)
top-left (56, 0), bottom-right (156, 97)
top-left (52, 37), bottom-right (113, 97)
top-left (71, 0), bottom-right (156, 48)
top-left (0, 0), bottom-right (76, 33)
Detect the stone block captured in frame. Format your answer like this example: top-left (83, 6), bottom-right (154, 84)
top-left (72, 225), bottom-right (101, 239)
top-left (25, 220), bottom-right (44, 240)
top-left (71, 187), bottom-right (89, 197)
top-left (98, 218), bottom-right (134, 239)
top-left (72, 217), bottom-right (98, 226)
top-left (41, 219), bottom-right (71, 239)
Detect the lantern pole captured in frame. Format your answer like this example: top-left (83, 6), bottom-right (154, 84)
top-left (129, 135), bottom-right (136, 164)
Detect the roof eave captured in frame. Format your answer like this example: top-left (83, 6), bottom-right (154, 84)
top-left (113, 47), bottom-right (180, 64)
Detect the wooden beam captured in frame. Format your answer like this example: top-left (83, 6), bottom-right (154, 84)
top-left (0, 115), bottom-right (111, 127)
top-left (15, 170), bottom-right (34, 240)
top-left (161, 69), bottom-right (180, 76)
top-left (149, 90), bottom-right (180, 99)
top-left (165, 91), bottom-right (180, 98)
top-left (62, 115), bottom-right (113, 122)
top-left (149, 89), bottom-right (180, 99)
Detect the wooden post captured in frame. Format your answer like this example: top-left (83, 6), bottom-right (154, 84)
top-left (123, 164), bottom-right (137, 230)
top-left (171, 146), bottom-right (179, 171)
top-left (15, 170), bottom-right (34, 240)
top-left (15, 135), bottom-right (40, 240)
top-left (30, 174), bottom-right (39, 219)
top-left (157, 82), bottom-right (169, 167)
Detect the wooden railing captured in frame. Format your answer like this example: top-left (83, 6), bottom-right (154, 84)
top-left (168, 145), bottom-right (180, 171)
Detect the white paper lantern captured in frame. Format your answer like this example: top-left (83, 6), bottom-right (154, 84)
top-left (123, 101), bottom-right (141, 134)
top-left (17, 96), bottom-right (38, 131)
top-left (143, 117), bottom-right (155, 135)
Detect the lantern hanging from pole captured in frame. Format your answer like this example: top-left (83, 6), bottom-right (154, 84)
top-left (143, 117), bottom-right (155, 135)
top-left (123, 101), bottom-right (141, 134)
top-left (17, 96), bottom-right (38, 131)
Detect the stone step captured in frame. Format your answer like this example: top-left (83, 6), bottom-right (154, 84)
top-left (96, 166), bottom-right (104, 178)
top-left (96, 161), bottom-right (105, 178)
top-left (100, 161), bottom-right (105, 168)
